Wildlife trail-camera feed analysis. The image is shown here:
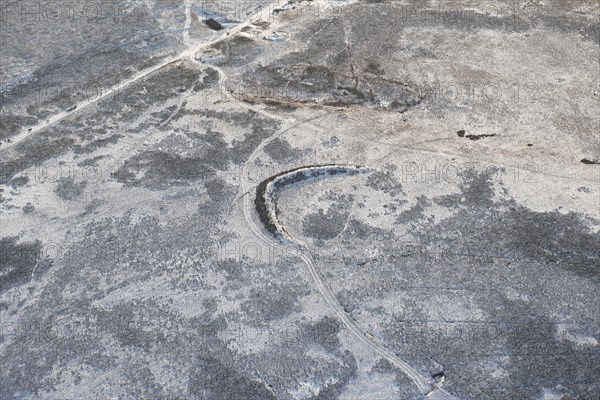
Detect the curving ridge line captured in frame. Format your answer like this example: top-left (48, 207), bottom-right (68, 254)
top-left (254, 165), bottom-right (373, 245)
top-left (244, 165), bottom-right (458, 399)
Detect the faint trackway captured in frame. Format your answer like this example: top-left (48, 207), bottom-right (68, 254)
top-left (189, 40), bottom-right (449, 399)
top-left (205, 72), bottom-right (597, 185)
top-left (0, 0), bottom-right (290, 151)
top-left (239, 168), bottom-right (458, 398)
top-left (214, 44), bottom-right (456, 393)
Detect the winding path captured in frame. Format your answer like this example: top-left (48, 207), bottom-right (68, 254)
top-left (0, 0), bottom-right (291, 151)
top-left (241, 164), bottom-right (458, 399)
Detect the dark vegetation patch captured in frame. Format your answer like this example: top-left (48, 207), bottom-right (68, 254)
top-left (78, 155), bottom-right (106, 167)
top-left (100, 62), bottom-right (203, 120)
top-left (54, 177), bottom-right (87, 201)
top-left (494, 207), bottom-right (599, 278)
top-left (0, 115), bottom-right (38, 141)
top-left (6, 132), bottom-right (76, 182)
top-left (193, 129), bottom-right (231, 170)
top-left (299, 317), bottom-right (358, 399)
top-left (194, 67), bottom-right (221, 91)
top-left (0, 236), bottom-right (48, 294)
top-left (120, 365), bottom-right (164, 399)
top-left (435, 168), bottom-right (497, 208)
top-left (366, 170), bottom-right (404, 197)
top-left (344, 219), bottom-right (393, 243)
top-left (453, 299), bottom-right (598, 399)
top-left (303, 316), bottom-right (343, 354)
top-left (229, 116), bottom-right (282, 164)
top-left (111, 151), bottom-right (216, 190)
top-left (263, 138), bottom-right (303, 163)
top-left (8, 175), bottom-right (29, 188)
top-left (95, 303), bottom-right (177, 352)
top-left (427, 168), bottom-right (600, 278)
top-left (363, 60), bottom-right (385, 75)
top-left (302, 207), bottom-right (350, 241)
top-left (205, 178), bottom-right (236, 204)
top-left (320, 191), bottom-right (354, 206)
top-left (537, 12), bottom-right (600, 45)
top-left (396, 195), bottom-right (430, 225)
top-left (188, 353), bottom-right (276, 400)
top-left (240, 284), bottom-right (307, 323)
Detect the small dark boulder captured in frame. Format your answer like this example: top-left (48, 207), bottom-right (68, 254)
top-left (581, 158), bottom-right (600, 165)
top-left (206, 18), bottom-right (223, 31)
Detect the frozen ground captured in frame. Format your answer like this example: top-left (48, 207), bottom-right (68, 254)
top-left (1, 1), bottom-right (599, 399)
